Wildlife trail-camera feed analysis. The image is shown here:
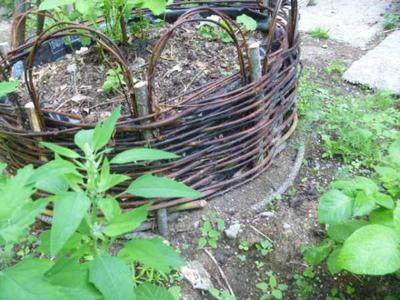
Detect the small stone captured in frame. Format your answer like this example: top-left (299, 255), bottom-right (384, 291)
top-left (67, 64), bottom-right (77, 73)
top-left (224, 223), bottom-right (241, 240)
top-left (321, 44), bottom-right (328, 49)
top-left (260, 211), bottom-right (275, 218)
top-left (180, 261), bottom-right (213, 290)
top-left (283, 223), bottom-right (291, 230)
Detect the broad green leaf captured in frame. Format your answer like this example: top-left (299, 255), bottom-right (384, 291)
top-left (51, 192), bottom-right (90, 256)
top-left (374, 192), bottom-right (394, 209)
top-left (0, 165), bottom-right (35, 221)
top-left (337, 225), bottom-right (400, 275)
top-left (98, 197), bottom-right (121, 221)
top-left (110, 148), bottom-right (179, 164)
top-left (0, 258), bottom-right (62, 300)
top-left (304, 239), bottom-right (333, 265)
top-left (130, 0), bottom-right (167, 16)
top-left (168, 286), bottom-right (181, 300)
top-left (89, 255), bottom-right (135, 300)
top-left (393, 201), bottom-right (400, 232)
top-left (353, 176), bottom-right (379, 195)
top-left (39, 230), bottom-right (86, 256)
top-left (136, 283), bottom-right (174, 300)
top-left (118, 237), bottom-right (185, 273)
top-left (327, 220), bottom-right (368, 242)
top-left (353, 191), bottom-right (375, 217)
top-left (41, 142), bottom-right (80, 159)
top-left (39, 0), bottom-right (76, 10)
top-left (32, 158), bottom-right (78, 194)
top-left (318, 190), bottom-right (353, 224)
top-left (272, 290), bottom-right (283, 299)
top-left (74, 129), bottom-right (94, 152)
top-left (98, 158), bottom-right (130, 192)
top-left (45, 258), bottom-right (102, 300)
top-left (0, 198), bottom-right (49, 245)
top-left (388, 139), bottom-right (400, 162)
top-left (92, 107), bottom-right (121, 151)
top-left (0, 81), bottom-right (19, 97)
top-left (370, 208), bottom-right (393, 227)
top-left (327, 247), bottom-right (342, 274)
top-left (104, 204), bottom-right (149, 237)
top-left (236, 14), bottom-right (257, 31)
top-left (126, 174), bottom-right (202, 199)
top-left (256, 282), bottom-right (268, 290)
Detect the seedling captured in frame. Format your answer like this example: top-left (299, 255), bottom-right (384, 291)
top-left (236, 14), bottom-right (257, 31)
top-left (103, 66), bottom-right (126, 93)
top-left (209, 288), bottom-right (237, 300)
top-left (256, 271), bottom-right (288, 300)
top-left (198, 212), bottom-right (225, 249)
top-left (239, 240), bottom-right (250, 252)
top-left (256, 240), bottom-right (273, 256)
top-left (309, 27), bottom-right (329, 40)
top-left (325, 60), bottom-right (347, 76)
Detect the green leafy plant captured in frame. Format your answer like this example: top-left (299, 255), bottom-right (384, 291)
top-left (198, 17), bottom-right (233, 44)
top-left (209, 288), bottom-right (237, 300)
top-left (325, 60), bottom-right (347, 76)
top-left (321, 90), bottom-right (400, 166)
top-left (198, 212), bottom-right (225, 249)
top-left (0, 107), bottom-right (202, 299)
top-left (0, 80), bottom-right (19, 97)
top-left (236, 14), bottom-right (257, 31)
top-left (308, 27), bottom-right (329, 40)
top-left (256, 239), bottom-right (273, 256)
top-left (239, 240), bottom-right (250, 252)
top-left (102, 66), bottom-right (126, 93)
top-left (38, 0), bottom-right (168, 42)
top-left (384, 13), bottom-right (400, 30)
top-left (306, 139), bottom-right (400, 276)
top-left (256, 271), bottom-right (288, 300)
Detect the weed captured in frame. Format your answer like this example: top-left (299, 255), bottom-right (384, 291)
top-left (0, 107), bottom-right (201, 298)
top-left (321, 90), bottom-right (400, 166)
top-left (309, 27), bottom-right (329, 40)
top-left (239, 240), bottom-right (250, 252)
top-left (384, 13), bottom-right (400, 30)
top-left (294, 272), bottom-right (317, 300)
top-left (325, 60), bottom-right (347, 76)
top-left (102, 66), bottom-right (126, 93)
top-left (236, 14), bottom-right (258, 31)
top-left (198, 212), bottom-right (225, 249)
top-left (209, 288), bottom-right (237, 300)
top-left (256, 271), bottom-right (288, 300)
top-left (256, 240), bottom-right (273, 256)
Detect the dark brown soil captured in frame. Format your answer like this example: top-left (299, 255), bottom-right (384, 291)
top-left (17, 22), bottom-right (261, 123)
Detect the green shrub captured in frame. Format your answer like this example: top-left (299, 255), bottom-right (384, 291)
top-left (306, 139), bottom-right (400, 275)
top-left (0, 107), bottom-right (202, 299)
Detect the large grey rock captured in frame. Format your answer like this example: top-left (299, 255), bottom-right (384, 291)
top-left (180, 261), bottom-right (213, 290)
top-left (343, 31), bottom-right (400, 94)
top-left (224, 223), bottom-right (241, 240)
top-left (299, 0), bottom-right (387, 48)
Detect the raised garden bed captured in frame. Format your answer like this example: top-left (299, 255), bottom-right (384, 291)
top-left (0, 0), bottom-right (300, 218)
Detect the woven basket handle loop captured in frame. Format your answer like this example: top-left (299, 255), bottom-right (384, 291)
top-left (24, 22), bottom-right (137, 130)
top-left (147, 7), bottom-right (250, 113)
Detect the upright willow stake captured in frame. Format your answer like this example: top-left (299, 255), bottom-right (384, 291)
top-left (249, 42), bottom-right (266, 163)
top-left (24, 102), bottom-right (46, 161)
top-left (14, 0), bottom-right (27, 47)
top-left (134, 80), bottom-right (168, 236)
